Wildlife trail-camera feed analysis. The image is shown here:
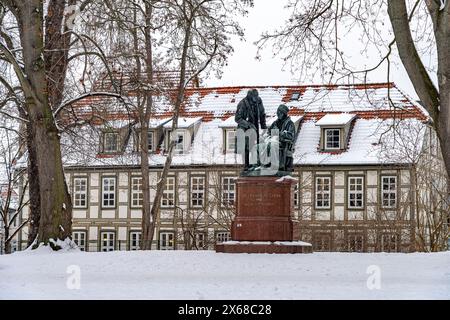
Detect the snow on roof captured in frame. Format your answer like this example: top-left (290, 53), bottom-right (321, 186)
top-left (163, 117), bottom-right (203, 129)
top-left (218, 116), bottom-right (237, 128)
top-left (135, 117), bottom-right (172, 129)
top-left (58, 83), bottom-right (428, 168)
top-left (315, 113), bottom-right (356, 126)
top-left (267, 115), bottom-right (304, 127)
top-left (180, 83), bottom-right (428, 119)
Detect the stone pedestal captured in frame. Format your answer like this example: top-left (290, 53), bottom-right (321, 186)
top-left (216, 176), bottom-right (312, 254)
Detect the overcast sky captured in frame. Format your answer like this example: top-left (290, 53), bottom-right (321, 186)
top-left (204, 1), bottom-right (424, 100)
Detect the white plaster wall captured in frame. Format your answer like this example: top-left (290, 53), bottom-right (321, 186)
top-left (334, 206), bottom-right (344, 220)
top-left (401, 170), bottom-right (410, 185)
top-left (367, 187), bottom-right (378, 204)
top-left (334, 171), bottom-right (344, 186)
top-left (89, 205), bottom-right (98, 219)
top-left (119, 189), bottom-right (128, 203)
top-left (90, 173), bottom-right (99, 187)
top-left (334, 189), bottom-right (345, 204)
top-left (118, 206), bottom-right (128, 219)
top-left (315, 211), bottom-right (331, 220)
top-left (89, 226), bottom-right (98, 240)
top-left (367, 171), bottom-right (378, 186)
top-left (348, 211), bottom-right (364, 220)
top-left (73, 210), bottom-right (87, 219)
top-left (90, 189), bottom-right (99, 203)
top-left (118, 227), bottom-right (127, 241)
top-left (118, 172), bottom-right (128, 187)
top-left (131, 210), bottom-right (142, 219)
top-left (102, 210), bottom-right (115, 219)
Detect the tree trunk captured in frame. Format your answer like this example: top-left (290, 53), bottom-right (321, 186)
top-left (25, 120), bottom-right (40, 247)
top-left (149, 16), bottom-right (192, 248)
top-left (3, 226), bottom-right (11, 254)
top-left (141, 1), bottom-right (155, 250)
top-left (18, 0), bottom-right (72, 248)
top-left (388, 1), bottom-right (450, 178)
top-left (18, 107), bottom-right (41, 247)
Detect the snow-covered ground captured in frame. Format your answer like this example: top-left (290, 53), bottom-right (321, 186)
top-left (1, 250), bottom-right (449, 300)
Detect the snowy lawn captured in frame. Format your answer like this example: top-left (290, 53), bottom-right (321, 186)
top-left (0, 250), bottom-right (449, 300)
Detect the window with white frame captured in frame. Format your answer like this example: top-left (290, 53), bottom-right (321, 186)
top-left (160, 232), bottom-right (174, 250)
top-left (73, 231), bottom-right (87, 251)
top-left (293, 183), bottom-right (299, 207)
top-left (147, 131), bottom-right (154, 152)
top-left (221, 177), bottom-right (236, 206)
top-left (161, 177), bottom-right (175, 207)
top-left (130, 231), bottom-right (141, 250)
top-left (11, 240), bottom-right (18, 252)
top-left (73, 177), bottom-right (88, 208)
top-left (216, 232), bottom-right (231, 243)
top-left (225, 129), bottom-right (236, 153)
top-left (194, 233), bottom-right (206, 249)
top-left (174, 131), bottom-right (185, 154)
top-left (381, 234), bottom-right (398, 252)
top-left (348, 177), bottom-right (364, 209)
top-left (103, 132), bottom-right (119, 153)
top-left (191, 176), bottom-right (205, 207)
top-left (381, 176), bottom-right (397, 208)
top-left (324, 128), bottom-right (341, 149)
top-left (315, 177), bottom-right (331, 209)
top-left (314, 234), bottom-right (331, 252)
top-left (161, 177), bottom-right (175, 208)
top-left (131, 177), bottom-right (143, 207)
top-left (101, 231), bottom-right (115, 252)
top-left (347, 234), bottom-right (364, 252)
top-left (102, 177), bottom-right (116, 208)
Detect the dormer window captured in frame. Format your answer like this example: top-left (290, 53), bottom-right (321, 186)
top-left (103, 132), bottom-right (119, 153)
top-left (163, 117), bottom-right (202, 155)
top-left (165, 129), bottom-right (188, 154)
top-left (316, 113), bottom-right (356, 152)
top-left (291, 92), bottom-right (300, 101)
top-left (147, 131), bottom-right (154, 152)
top-left (174, 130), bottom-right (185, 154)
top-left (325, 129), bottom-right (341, 149)
top-left (225, 129), bottom-right (236, 153)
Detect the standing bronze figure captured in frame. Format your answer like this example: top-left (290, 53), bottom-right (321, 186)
top-left (235, 89), bottom-right (267, 171)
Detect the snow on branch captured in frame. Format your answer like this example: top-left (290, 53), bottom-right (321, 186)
top-left (53, 92), bottom-right (125, 117)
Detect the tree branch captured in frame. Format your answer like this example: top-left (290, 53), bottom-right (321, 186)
top-left (388, 0), bottom-right (440, 119)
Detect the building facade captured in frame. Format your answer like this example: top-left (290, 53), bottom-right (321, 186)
top-left (12, 83), bottom-right (449, 253)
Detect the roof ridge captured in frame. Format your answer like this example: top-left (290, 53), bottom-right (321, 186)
top-left (184, 82), bottom-right (396, 92)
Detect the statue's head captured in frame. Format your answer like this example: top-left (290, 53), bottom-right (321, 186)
top-left (247, 89), bottom-right (259, 104)
top-left (277, 104), bottom-right (289, 120)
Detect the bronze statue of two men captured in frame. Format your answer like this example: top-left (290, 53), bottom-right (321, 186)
top-left (235, 89), bottom-right (296, 176)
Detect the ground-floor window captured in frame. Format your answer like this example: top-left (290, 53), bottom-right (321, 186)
top-left (101, 231), bottom-right (115, 252)
top-left (347, 234), bottom-right (364, 252)
top-left (160, 232), bottom-right (175, 250)
top-left (381, 234), bottom-right (398, 252)
top-left (216, 232), bottom-right (231, 243)
top-left (73, 231), bottom-right (87, 251)
top-left (11, 240), bottom-right (18, 252)
top-left (314, 234), bottom-right (331, 251)
top-left (130, 231), bottom-right (141, 250)
top-left (195, 233), bottom-right (206, 249)
top-left (293, 183), bottom-right (299, 207)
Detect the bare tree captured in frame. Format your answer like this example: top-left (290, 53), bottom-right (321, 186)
top-left (0, 120), bottom-right (29, 254)
top-left (256, 0), bottom-right (450, 181)
top-left (378, 119), bottom-right (448, 251)
top-left (83, 0), bottom-right (250, 249)
top-left (0, 0), bottom-right (126, 249)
